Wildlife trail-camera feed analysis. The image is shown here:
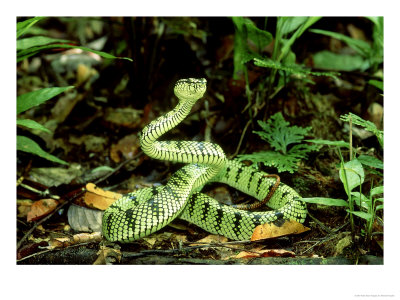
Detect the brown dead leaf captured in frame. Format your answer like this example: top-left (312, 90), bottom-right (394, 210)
top-left (190, 234), bottom-right (228, 246)
top-left (235, 248), bottom-right (296, 259)
top-left (110, 134), bottom-right (140, 163)
top-left (83, 183), bottom-right (122, 210)
top-left (251, 220), bottom-right (310, 241)
top-left (27, 198), bottom-right (58, 222)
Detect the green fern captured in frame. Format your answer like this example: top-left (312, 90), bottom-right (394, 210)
top-left (237, 112), bottom-right (318, 173)
top-left (340, 112), bottom-right (383, 148)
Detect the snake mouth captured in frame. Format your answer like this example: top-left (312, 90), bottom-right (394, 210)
top-left (176, 78), bottom-right (207, 85)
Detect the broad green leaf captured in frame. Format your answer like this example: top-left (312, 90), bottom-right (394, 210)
top-left (357, 155), bottom-right (383, 169)
top-left (17, 44), bottom-right (133, 62)
top-left (375, 204), bottom-right (383, 211)
top-left (347, 210), bottom-right (372, 221)
top-left (17, 17), bottom-right (45, 39)
top-left (279, 17), bottom-right (309, 35)
top-left (17, 119), bottom-right (51, 133)
top-left (339, 159), bottom-right (365, 195)
top-left (351, 192), bottom-right (369, 209)
top-left (305, 139), bottom-right (350, 149)
top-left (231, 17), bottom-right (265, 79)
top-left (17, 36), bottom-right (71, 51)
top-left (17, 86), bottom-right (74, 114)
top-left (17, 135), bottom-right (68, 165)
top-left (368, 79), bottom-right (383, 91)
top-left (375, 197), bottom-right (384, 203)
top-left (278, 17), bottom-right (321, 61)
top-left (313, 50), bottom-right (368, 71)
top-left (301, 197), bottom-right (349, 207)
top-left (310, 28), bottom-right (372, 56)
top-left (371, 186), bottom-right (383, 197)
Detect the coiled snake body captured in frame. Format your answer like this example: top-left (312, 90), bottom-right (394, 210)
top-left (102, 78), bottom-right (307, 242)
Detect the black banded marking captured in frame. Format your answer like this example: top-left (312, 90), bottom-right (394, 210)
top-left (234, 166), bottom-right (243, 184)
top-left (201, 201), bottom-right (210, 221)
top-left (247, 170), bottom-right (257, 191)
top-left (255, 175), bottom-right (264, 194)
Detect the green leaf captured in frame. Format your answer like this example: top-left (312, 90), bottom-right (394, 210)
top-left (339, 159), bottom-right (365, 195)
top-left (17, 135), bottom-right (68, 165)
top-left (17, 36), bottom-right (72, 51)
top-left (17, 119), bottom-right (51, 133)
top-left (310, 28), bottom-right (372, 57)
top-left (17, 17), bottom-right (45, 39)
top-left (231, 17), bottom-right (267, 79)
top-left (347, 210), bottom-right (373, 221)
top-left (312, 50), bottom-right (368, 71)
top-left (279, 17), bottom-right (310, 35)
top-left (375, 204), bottom-right (383, 211)
top-left (351, 192), bottom-right (369, 209)
top-left (368, 79), bottom-right (383, 91)
top-left (371, 186), bottom-right (383, 197)
top-left (357, 155), bottom-right (383, 169)
top-left (17, 43), bottom-right (133, 63)
top-left (305, 139), bottom-right (350, 149)
top-left (254, 112), bottom-right (312, 153)
top-left (301, 197), bottom-right (349, 207)
top-left (17, 86), bottom-right (74, 114)
top-left (277, 17), bottom-right (321, 61)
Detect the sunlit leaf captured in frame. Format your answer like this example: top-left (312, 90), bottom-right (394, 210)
top-left (301, 197), bottom-right (349, 207)
top-left (347, 210), bottom-right (372, 221)
top-left (17, 135), bottom-right (68, 165)
top-left (17, 86), bottom-right (74, 114)
top-left (339, 159), bottom-right (365, 195)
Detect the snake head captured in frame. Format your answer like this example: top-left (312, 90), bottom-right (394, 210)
top-left (174, 78), bottom-right (207, 102)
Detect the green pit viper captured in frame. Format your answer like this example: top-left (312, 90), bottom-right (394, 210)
top-left (102, 78), bottom-right (307, 242)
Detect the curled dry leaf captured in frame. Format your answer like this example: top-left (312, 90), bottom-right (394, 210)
top-left (251, 220), bottom-right (310, 241)
top-left (27, 198), bottom-right (58, 222)
top-left (84, 183), bottom-right (122, 210)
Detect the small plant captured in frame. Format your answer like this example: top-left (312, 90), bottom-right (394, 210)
top-left (17, 17), bottom-right (132, 164)
top-left (303, 112), bottom-right (383, 246)
top-left (237, 112), bottom-right (318, 173)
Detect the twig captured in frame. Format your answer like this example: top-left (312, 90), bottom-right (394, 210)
top-left (231, 119), bottom-right (252, 158)
top-left (307, 212), bottom-right (334, 234)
